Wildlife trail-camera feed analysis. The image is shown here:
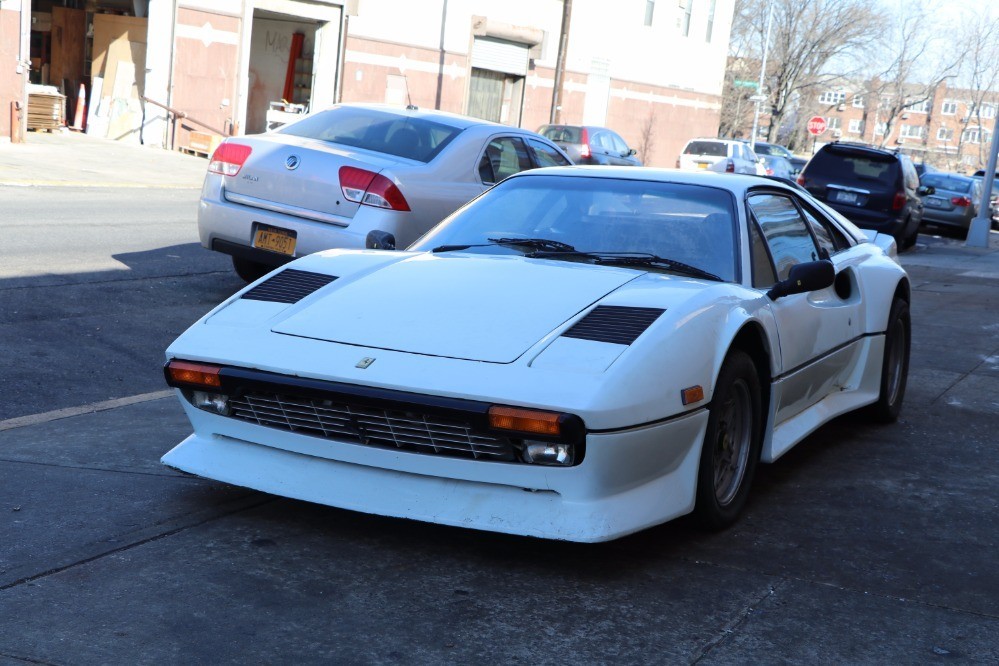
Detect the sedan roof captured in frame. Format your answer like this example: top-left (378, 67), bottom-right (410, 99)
top-left (332, 102), bottom-right (501, 131)
top-left (509, 165), bottom-right (794, 196)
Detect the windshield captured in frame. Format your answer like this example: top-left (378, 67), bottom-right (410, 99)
top-left (278, 107), bottom-right (463, 163)
top-left (411, 175), bottom-right (739, 282)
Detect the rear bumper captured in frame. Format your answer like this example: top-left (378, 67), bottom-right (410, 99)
top-left (920, 207), bottom-right (974, 229)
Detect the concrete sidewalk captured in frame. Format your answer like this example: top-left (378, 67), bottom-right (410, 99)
top-left (0, 130), bottom-right (207, 188)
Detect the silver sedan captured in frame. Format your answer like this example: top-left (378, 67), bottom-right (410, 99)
top-left (198, 103), bottom-right (573, 281)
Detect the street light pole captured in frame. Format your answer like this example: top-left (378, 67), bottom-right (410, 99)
top-left (966, 124), bottom-right (999, 248)
top-left (750, 0), bottom-right (774, 150)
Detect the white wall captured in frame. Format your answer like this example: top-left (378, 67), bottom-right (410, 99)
top-left (346, 0), bottom-right (734, 97)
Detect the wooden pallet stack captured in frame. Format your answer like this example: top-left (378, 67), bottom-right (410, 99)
top-left (27, 92), bottom-right (66, 131)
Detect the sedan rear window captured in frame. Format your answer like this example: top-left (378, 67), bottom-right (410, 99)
top-left (540, 126), bottom-right (583, 143)
top-left (921, 174), bottom-right (972, 193)
top-left (683, 141), bottom-right (727, 157)
top-left (809, 149), bottom-right (899, 182)
top-left (278, 107), bottom-right (463, 163)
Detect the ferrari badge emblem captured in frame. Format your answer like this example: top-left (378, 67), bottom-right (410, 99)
top-left (356, 357), bottom-right (376, 369)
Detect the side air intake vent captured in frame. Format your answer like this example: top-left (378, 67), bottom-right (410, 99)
top-left (562, 306), bottom-right (665, 345)
top-left (241, 269), bottom-right (337, 304)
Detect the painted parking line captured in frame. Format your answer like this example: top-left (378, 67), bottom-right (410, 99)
top-left (0, 390), bottom-right (175, 432)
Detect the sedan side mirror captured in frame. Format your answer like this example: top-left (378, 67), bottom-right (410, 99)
top-left (628, 148), bottom-right (637, 156)
top-left (767, 260), bottom-right (835, 300)
top-left (365, 230), bottom-right (396, 250)
top-left (917, 185), bottom-right (935, 196)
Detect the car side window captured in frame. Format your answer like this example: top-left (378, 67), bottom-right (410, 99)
top-left (478, 137), bottom-right (534, 185)
top-left (610, 132), bottom-right (629, 154)
top-left (527, 138), bottom-right (572, 167)
top-left (748, 216), bottom-right (778, 288)
top-left (901, 159), bottom-right (919, 191)
top-left (797, 200), bottom-right (850, 256)
top-left (749, 194), bottom-right (821, 281)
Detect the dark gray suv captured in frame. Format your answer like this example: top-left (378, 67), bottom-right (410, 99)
top-left (537, 125), bottom-right (642, 166)
top-left (797, 142), bottom-right (930, 249)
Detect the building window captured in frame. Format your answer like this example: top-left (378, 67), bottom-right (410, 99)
top-left (899, 124), bottom-right (924, 139)
top-left (905, 99), bottom-right (930, 113)
top-left (848, 119), bottom-right (862, 134)
top-left (825, 116), bottom-right (842, 130)
top-left (941, 100), bottom-right (958, 115)
top-left (963, 127), bottom-right (982, 143)
top-left (982, 104), bottom-right (996, 119)
top-left (874, 122), bottom-right (887, 136)
top-left (852, 95), bottom-right (864, 108)
top-left (706, 0), bottom-right (717, 41)
top-left (818, 91), bottom-right (846, 105)
top-left (645, 0), bottom-right (655, 26)
top-left (937, 127), bottom-right (954, 141)
top-left (679, 0), bottom-right (693, 36)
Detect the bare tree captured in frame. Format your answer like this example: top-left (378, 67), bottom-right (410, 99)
top-left (862, 4), bottom-right (960, 151)
top-left (637, 109), bottom-right (657, 164)
top-left (730, 0), bottom-right (883, 149)
top-left (950, 13), bottom-right (999, 169)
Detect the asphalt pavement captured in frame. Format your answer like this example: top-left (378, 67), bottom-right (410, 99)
top-left (2, 132), bottom-right (999, 664)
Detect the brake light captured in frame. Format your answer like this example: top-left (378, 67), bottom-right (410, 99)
top-left (951, 196), bottom-right (972, 207)
top-left (207, 142), bottom-right (252, 176)
top-left (765, 167), bottom-right (775, 176)
top-left (725, 160), bottom-right (735, 173)
top-left (796, 174), bottom-right (806, 185)
top-left (892, 191), bottom-right (907, 211)
top-left (339, 166), bottom-right (411, 211)
top-left (580, 128), bottom-right (591, 159)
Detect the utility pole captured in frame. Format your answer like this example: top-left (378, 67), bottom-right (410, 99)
top-left (550, 0), bottom-right (572, 125)
top-left (749, 0), bottom-right (774, 150)
top-left (966, 121), bottom-right (998, 248)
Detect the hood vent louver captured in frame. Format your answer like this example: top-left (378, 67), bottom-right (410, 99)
top-left (562, 305), bottom-right (665, 346)
top-left (241, 269), bottom-right (337, 304)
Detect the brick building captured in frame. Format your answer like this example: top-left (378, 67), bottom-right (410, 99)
top-left (808, 81), bottom-right (998, 174)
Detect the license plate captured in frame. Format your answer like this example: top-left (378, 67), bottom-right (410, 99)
top-left (833, 190), bottom-right (858, 204)
top-left (697, 162), bottom-right (709, 169)
top-left (925, 197), bottom-right (945, 208)
top-left (253, 225), bottom-right (297, 255)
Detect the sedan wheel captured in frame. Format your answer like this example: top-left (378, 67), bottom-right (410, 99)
top-left (866, 297), bottom-right (910, 422)
top-left (694, 350), bottom-right (762, 529)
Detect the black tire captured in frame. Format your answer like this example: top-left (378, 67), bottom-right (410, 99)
top-left (694, 350), bottom-right (763, 530)
top-left (867, 297), bottom-right (910, 423)
top-left (898, 218), bottom-right (918, 250)
top-left (232, 256), bottom-right (271, 283)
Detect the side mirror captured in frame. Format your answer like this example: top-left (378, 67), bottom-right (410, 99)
top-left (365, 230), bottom-right (396, 250)
top-left (917, 185), bottom-right (935, 196)
top-left (767, 260), bottom-right (835, 300)
top-left (628, 148), bottom-right (637, 156)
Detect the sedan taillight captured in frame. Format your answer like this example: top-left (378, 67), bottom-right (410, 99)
top-left (725, 160), bottom-right (735, 173)
top-left (339, 166), bottom-right (411, 211)
top-left (207, 142), bottom-right (252, 176)
top-left (951, 196), bottom-right (972, 207)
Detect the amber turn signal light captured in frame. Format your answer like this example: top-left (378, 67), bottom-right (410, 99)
top-left (488, 406), bottom-right (562, 436)
top-left (166, 360), bottom-right (222, 388)
top-left (681, 385), bottom-right (705, 405)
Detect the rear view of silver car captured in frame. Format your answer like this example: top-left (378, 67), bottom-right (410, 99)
top-left (199, 104), bottom-right (572, 281)
top-left (918, 172), bottom-right (982, 236)
top-left (677, 138), bottom-right (762, 175)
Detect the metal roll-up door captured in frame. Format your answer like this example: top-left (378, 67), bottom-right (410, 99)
top-left (471, 37), bottom-right (529, 76)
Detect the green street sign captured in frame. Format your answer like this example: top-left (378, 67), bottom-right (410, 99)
top-left (734, 80), bottom-right (759, 89)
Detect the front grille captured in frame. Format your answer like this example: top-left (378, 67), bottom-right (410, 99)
top-left (228, 391), bottom-right (516, 461)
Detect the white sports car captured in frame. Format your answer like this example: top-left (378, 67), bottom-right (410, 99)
top-left (162, 168), bottom-right (911, 543)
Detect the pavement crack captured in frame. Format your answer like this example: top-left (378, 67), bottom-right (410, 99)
top-left (690, 578), bottom-right (788, 663)
top-left (0, 494), bottom-right (273, 592)
top-left (0, 651), bottom-right (62, 665)
top-left (0, 456), bottom-right (197, 479)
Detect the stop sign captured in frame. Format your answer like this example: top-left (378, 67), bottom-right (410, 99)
top-left (807, 116), bottom-right (828, 135)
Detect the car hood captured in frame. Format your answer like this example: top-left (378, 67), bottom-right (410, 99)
top-left (270, 253), bottom-right (642, 363)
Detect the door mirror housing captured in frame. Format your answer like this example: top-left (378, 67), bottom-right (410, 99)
top-left (767, 260), bottom-right (835, 300)
top-left (627, 148), bottom-right (637, 156)
top-left (365, 230), bottom-right (396, 250)
top-left (917, 185), bottom-right (935, 196)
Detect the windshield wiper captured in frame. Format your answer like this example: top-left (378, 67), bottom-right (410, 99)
top-left (527, 250), bottom-right (722, 282)
top-left (431, 237), bottom-right (577, 253)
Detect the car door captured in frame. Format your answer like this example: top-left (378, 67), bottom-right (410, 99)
top-left (747, 192), bottom-right (864, 436)
top-left (526, 137), bottom-right (573, 168)
top-left (606, 131), bottom-right (634, 165)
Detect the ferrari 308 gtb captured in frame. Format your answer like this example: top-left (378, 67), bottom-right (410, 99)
top-left (162, 167), bottom-right (910, 542)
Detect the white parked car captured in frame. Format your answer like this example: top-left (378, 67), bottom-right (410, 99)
top-left (199, 103), bottom-right (572, 281)
top-left (163, 168), bottom-right (911, 543)
top-left (678, 138), bottom-right (764, 175)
